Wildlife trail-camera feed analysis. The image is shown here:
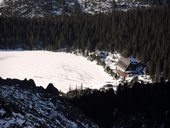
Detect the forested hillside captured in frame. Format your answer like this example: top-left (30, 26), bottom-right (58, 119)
top-left (0, 6), bottom-right (169, 80)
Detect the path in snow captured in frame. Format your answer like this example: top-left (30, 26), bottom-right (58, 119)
top-left (0, 51), bottom-right (114, 92)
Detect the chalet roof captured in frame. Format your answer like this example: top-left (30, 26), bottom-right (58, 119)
top-left (117, 57), bottom-right (131, 71)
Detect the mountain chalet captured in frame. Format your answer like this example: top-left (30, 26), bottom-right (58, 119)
top-left (116, 57), bottom-right (146, 77)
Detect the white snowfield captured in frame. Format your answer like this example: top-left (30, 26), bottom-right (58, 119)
top-left (0, 51), bottom-right (114, 92)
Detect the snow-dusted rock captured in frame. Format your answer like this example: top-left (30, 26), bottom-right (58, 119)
top-left (0, 78), bottom-right (98, 128)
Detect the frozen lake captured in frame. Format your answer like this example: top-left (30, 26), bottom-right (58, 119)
top-left (0, 51), bottom-right (114, 92)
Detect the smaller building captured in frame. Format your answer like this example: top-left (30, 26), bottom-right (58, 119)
top-left (95, 50), bottom-right (108, 59)
top-left (116, 56), bottom-right (146, 77)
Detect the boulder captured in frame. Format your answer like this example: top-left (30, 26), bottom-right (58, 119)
top-left (28, 79), bottom-right (36, 88)
top-left (21, 78), bottom-right (36, 88)
top-left (46, 83), bottom-right (59, 97)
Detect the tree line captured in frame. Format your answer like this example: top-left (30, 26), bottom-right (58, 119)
top-left (0, 6), bottom-right (169, 80)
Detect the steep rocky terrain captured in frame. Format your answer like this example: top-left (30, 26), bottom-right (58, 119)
top-left (0, 0), bottom-right (75, 17)
top-left (0, 0), bottom-right (153, 17)
top-left (0, 77), bottom-right (170, 128)
top-left (0, 77), bottom-right (98, 128)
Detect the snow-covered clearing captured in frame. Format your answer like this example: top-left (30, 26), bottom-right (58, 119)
top-left (0, 51), bottom-right (114, 92)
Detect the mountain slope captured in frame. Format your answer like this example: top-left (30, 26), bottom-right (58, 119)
top-left (0, 77), bottom-right (98, 128)
top-left (0, 0), bottom-right (77, 17)
top-left (0, 0), bottom-right (153, 17)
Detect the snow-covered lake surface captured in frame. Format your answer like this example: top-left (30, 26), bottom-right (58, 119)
top-left (0, 51), bottom-right (114, 92)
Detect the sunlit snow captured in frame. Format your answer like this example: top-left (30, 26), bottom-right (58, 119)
top-left (0, 51), bottom-right (114, 92)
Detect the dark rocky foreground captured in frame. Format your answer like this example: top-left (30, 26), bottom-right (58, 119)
top-left (0, 77), bottom-right (98, 128)
top-left (67, 81), bottom-right (170, 128)
top-left (1, 77), bottom-right (170, 128)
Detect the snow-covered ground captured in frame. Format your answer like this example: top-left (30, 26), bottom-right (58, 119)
top-left (0, 51), bottom-right (114, 92)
